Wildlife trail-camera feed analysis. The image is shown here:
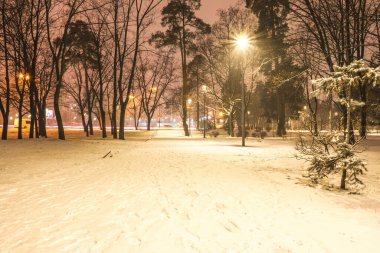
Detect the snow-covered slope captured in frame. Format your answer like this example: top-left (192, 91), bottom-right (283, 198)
top-left (0, 136), bottom-right (379, 253)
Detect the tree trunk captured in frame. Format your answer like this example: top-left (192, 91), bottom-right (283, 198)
top-left (312, 112), bottom-right (318, 136)
top-left (39, 101), bottom-right (47, 138)
top-left (359, 83), bottom-right (367, 138)
top-left (80, 108), bottom-right (88, 137)
top-left (196, 66), bottom-right (200, 130)
top-left (34, 114), bottom-right (39, 138)
top-left (88, 115), bottom-right (94, 135)
top-left (28, 83), bottom-right (36, 138)
top-left (182, 96), bottom-right (189, 136)
top-left (228, 113), bottom-right (234, 137)
top-left (54, 87), bottom-right (65, 140)
top-left (18, 96), bottom-right (24, 139)
top-left (119, 105), bottom-right (126, 140)
top-left (147, 116), bottom-right (151, 131)
top-left (276, 92), bottom-right (286, 136)
top-left (340, 167), bottom-right (347, 190)
top-left (1, 0), bottom-right (10, 140)
top-left (100, 109), bottom-right (106, 138)
top-left (111, 108), bottom-right (117, 138)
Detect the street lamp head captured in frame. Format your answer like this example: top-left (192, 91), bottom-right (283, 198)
top-left (201, 85), bottom-right (207, 93)
top-left (18, 73), bottom-right (24, 80)
top-left (187, 98), bottom-right (192, 105)
top-left (235, 34), bottom-right (250, 51)
top-left (25, 74), bottom-right (30, 81)
top-left (151, 86), bottom-right (157, 92)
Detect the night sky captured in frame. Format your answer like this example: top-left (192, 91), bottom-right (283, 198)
top-left (198, 0), bottom-right (240, 24)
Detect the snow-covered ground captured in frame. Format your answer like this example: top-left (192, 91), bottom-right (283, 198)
top-left (0, 130), bottom-right (379, 253)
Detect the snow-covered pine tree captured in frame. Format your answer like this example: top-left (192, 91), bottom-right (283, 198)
top-left (297, 60), bottom-right (380, 190)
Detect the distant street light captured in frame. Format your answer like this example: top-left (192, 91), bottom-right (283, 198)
top-left (234, 34), bottom-right (252, 147)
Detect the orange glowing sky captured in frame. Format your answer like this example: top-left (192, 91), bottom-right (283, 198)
top-left (198, 0), bottom-right (240, 24)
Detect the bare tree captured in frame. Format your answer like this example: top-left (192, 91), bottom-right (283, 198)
top-left (289, 0), bottom-right (380, 140)
top-left (45, 0), bottom-right (86, 140)
top-left (135, 50), bottom-right (176, 130)
top-left (0, 0), bottom-right (12, 140)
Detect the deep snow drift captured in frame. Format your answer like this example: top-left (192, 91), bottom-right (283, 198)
top-left (0, 132), bottom-right (379, 253)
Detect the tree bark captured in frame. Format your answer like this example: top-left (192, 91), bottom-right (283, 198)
top-left (276, 92), bottom-right (286, 136)
top-left (147, 116), bottom-right (151, 131)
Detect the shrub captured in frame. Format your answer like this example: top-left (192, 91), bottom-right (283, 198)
top-left (296, 133), bottom-right (367, 191)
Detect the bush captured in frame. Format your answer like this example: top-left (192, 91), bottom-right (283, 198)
top-left (237, 131), bottom-right (249, 137)
top-left (209, 131), bottom-right (219, 137)
top-left (251, 130), bottom-right (267, 139)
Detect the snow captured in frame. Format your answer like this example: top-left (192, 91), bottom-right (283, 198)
top-left (0, 130), bottom-right (379, 253)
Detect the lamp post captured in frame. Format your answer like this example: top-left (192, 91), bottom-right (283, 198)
top-left (201, 85), bottom-right (207, 138)
top-left (234, 34), bottom-right (251, 147)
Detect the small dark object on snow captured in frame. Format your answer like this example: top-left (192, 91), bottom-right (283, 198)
top-left (102, 151), bottom-right (112, 158)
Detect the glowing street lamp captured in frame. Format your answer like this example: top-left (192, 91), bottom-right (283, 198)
top-left (234, 33), bottom-right (252, 147)
top-left (235, 34), bottom-right (250, 51)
